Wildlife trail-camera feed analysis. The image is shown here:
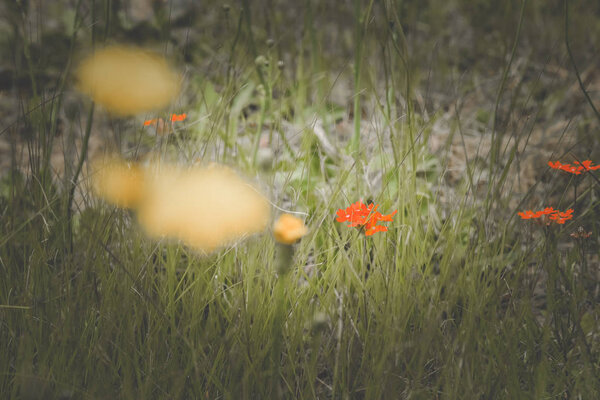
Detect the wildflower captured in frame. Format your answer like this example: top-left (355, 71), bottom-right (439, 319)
top-left (518, 207), bottom-right (574, 225)
top-left (143, 113), bottom-right (186, 135)
top-left (548, 208), bottom-right (573, 224)
top-left (517, 210), bottom-right (538, 220)
top-left (336, 201), bottom-right (397, 236)
top-left (517, 207), bottom-right (555, 219)
top-left (548, 160), bottom-right (600, 175)
top-left (144, 113), bottom-right (187, 126)
top-left (143, 118), bottom-right (159, 126)
top-left (273, 214), bottom-right (307, 274)
top-left (273, 214), bottom-right (308, 244)
top-left (170, 113), bottom-right (187, 122)
top-left (76, 45), bottom-right (180, 116)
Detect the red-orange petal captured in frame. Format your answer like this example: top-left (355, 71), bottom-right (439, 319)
top-left (170, 113), bottom-right (187, 122)
top-left (548, 161), bottom-right (562, 169)
top-left (366, 225), bottom-right (388, 236)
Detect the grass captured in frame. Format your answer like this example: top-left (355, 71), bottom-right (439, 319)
top-left (1, 0), bottom-right (600, 398)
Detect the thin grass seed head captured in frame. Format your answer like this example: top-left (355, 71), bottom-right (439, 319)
top-left (76, 45), bottom-right (180, 116)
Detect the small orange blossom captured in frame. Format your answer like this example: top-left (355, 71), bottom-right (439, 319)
top-left (518, 207), bottom-right (573, 225)
top-left (548, 160), bottom-right (600, 175)
top-left (336, 201), bottom-right (397, 236)
top-left (143, 113), bottom-right (187, 127)
top-left (273, 214), bottom-right (308, 244)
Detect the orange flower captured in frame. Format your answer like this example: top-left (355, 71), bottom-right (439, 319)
top-left (336, 201), bottom-right (397, 236)
top-left (273, 214), bottom-right (308, 244)
top-left (143, 113), bottom-right (187, 127)
top-left (548, 160), bottom-right (600, 175)
top-left (518, 207), bottom-right (574, 225)
top-left (170, 113), bottom-right (187, 122)
top-left (143, 118), bottom-right (159, 126)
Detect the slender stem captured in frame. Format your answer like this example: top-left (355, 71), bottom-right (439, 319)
top-left (350, 0), bottom-right (362, 158)
top-left (489, 0), bottom-right (526, 167)
top-left (564, 0), bottom-right (600, 123)
top-left (574, 178), bottom-right (578, 208)
top-left (47, 0), bottom-right (84, 177)
top-left (485, 0), bottom-right (526, 218)
top-left (104, 0), bottom-right (112, 38)
top-left (332, 290), bottom-right (344, 399)
top-left (251, 94), bottom-right (268, 166)
top-left (227, 9), bottom-right (244, 83)
top-left (66, 102), bottom-right (95, 250)
top-left (271, 243), bottom-right (294, 396)
top-left (554, 260), bottom-right (600, 385)
top-left (240, 0), bottom-right (266, 88)
top-left (270, 275), bottom-right (285, 396)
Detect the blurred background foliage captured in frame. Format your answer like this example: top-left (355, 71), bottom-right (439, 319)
top-left (2, 0), bottom-right (599, 96)
top-left (2, 0), bottom-right (600, 398)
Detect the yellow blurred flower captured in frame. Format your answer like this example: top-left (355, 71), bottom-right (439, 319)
top-left (273, 214), bottom-right (308, 244)
top-left (92, 158), bottom-right (270, 253)
top-left (91, 157), bottom-right (145, 208)
top-left (136, 164), bottom-right (270, 253)
top-left (76, 45), bottom-right (180, 116)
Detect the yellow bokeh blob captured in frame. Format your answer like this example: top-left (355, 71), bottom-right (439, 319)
top-left (92, 157), bottom-right (145, 209)
top-left (92, 158), bottom-right (270, 253)
top-left (76, 45), bottom-right (180, 116)
top-left (136, 164), bottom-right (270, 253)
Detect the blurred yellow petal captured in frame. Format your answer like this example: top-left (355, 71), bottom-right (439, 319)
top-left (273, 214), bottom-right (308, 244)
top-left (91, 157), bottom-right (145, 208)
top-left (76, 45), bottom-right (180, 116)
top-left (136, 164), bottom-right (270, 253)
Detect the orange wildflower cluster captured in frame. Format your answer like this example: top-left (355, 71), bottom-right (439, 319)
top-left (518, 207), bottom-right (574, 225)
top-left (548, 160), bottom-right (600, 175)
top-left (336, 201), bottom-right (397, 236)
top-left (170, 113), bottom-right (187, 122)
top-left (143, 113), bottom-right (187, 126)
